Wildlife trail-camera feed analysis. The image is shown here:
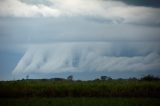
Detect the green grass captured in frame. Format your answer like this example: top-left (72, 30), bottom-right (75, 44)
top-left (0, 80), bottom-right (160, 97)
top-left (0, 98), bottom-right (160, 106)
top-left (0, 80), bottom-right (160, 105)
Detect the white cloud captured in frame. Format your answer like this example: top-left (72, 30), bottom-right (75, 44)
top-left (12, 42), bottom-right (160, 77)
top-left (0, 0), bottom-right (160, 25)
top-left (0, 0), bottom-right (60, 17)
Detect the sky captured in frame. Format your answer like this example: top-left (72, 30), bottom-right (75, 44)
top-left (0, 0), bottom-right (160, 80)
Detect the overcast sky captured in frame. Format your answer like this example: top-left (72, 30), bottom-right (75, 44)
top-left (0, 0), bottom-right (160, 80)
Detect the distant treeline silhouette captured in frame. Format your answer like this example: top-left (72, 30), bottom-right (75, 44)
top-left (23, 74), bottom-right (160, 81)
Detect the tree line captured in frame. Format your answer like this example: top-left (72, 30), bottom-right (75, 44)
top-left (23, 74), bottom-right (160, 81)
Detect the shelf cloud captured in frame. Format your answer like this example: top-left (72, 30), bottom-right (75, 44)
top-left (13, 42), bottom-right (160, 77)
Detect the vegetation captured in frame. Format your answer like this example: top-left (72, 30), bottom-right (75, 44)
top-left (140, 75), bottom-right (160, 81)
top-left (0, 75), bottom-right (159, 105)
top-left (0, 79), bottom-right (160, 98)
top-left (0, 98), bottom-right (160, 106)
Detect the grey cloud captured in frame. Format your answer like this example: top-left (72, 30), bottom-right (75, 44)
top-left (1, 0), bottom-right (160, 80)
top-left (20, 0), bottom-right (52, 6)
top-left (114, 0), bottom-right (160, 8)
top-left (0, 0), bottom-right (160, 25)
top-left (1, 17), bottom-right (160, 46)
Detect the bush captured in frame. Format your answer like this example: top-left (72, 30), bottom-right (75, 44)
top-left (141, 75), bottom-right (160, 81)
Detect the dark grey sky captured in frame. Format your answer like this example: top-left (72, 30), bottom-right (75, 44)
top-left (118, 0), bottom-right (160, 7)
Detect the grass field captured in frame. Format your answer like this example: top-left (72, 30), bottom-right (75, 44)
top-left (0, 80), bottom-right (160, 105)
top-left (0, 80), bottom-right (160, 97)
top-left (0, 98), bottom-right (160, 106)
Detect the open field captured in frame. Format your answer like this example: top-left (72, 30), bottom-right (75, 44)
top-left (0, 80), bottom-right (160, 105)
top-left (0, 80), bottom-right (160, 98)
top-left (0, 98), bottom-right (160, 106)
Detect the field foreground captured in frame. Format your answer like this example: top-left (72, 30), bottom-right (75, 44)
top-left (0, 80), bottom-right (160, 97)
top-left (0, 80), bottom-right (160, 105)
top-left (0, 98), bottom-right (160, 106)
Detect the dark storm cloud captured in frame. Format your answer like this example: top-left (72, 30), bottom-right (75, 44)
top-left (115, 0), bottom-right (160, 8)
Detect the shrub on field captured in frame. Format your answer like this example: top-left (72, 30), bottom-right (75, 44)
top-left (141, 75), bottom-right (160, 81)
